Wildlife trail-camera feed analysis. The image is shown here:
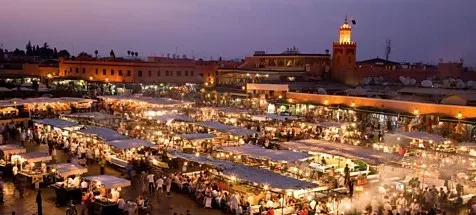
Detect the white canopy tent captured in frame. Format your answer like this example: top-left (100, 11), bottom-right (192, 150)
top-left (151, 114), bottom-right (194, 122)
top-left (280, 139), bottom-right (402, 166)
top-left (195, 121), bottom-right (257, 136)
top-left (33, 118), bottom-right (82, 130)
top-left (48, 163), bottom-right (88, 178)
top-left (177, 133), bottom-right (218, 141)
top-left (252, 114), bottom-right (299, 122)
top-left (220, 144), bottom-right (311, 162)
top-left (170, 152), bottom-right (316, 190)
top-left (62, 112), bottom-right (121, 121)
top-left (106, 138), bottom-right (156, 149)
top-left (0, 144), bottom-right (26, 155)
top-left (395, 131), bottom-right (444, 143)
top-left (83, 175), bottom-right (131, 189)
top-left (19, 152), bottom-right (52, 163)
top-left (78, 127), bottom-right (129, 141)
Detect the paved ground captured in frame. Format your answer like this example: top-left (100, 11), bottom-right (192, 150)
top-left (0, 140), bottom-right (223, 215)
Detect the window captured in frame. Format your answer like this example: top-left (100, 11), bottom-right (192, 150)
top-left (103, 69), bottom-right (106, 75)
top-left (75, 68), bottom-right (79, 73)
top-left (82, 68), bottom-right (86, 73)
top-left (127, 70), bottom-right (131, 76)
top-left (165, 71), bottom-right (169, 76)
top-left (199, 73), bottom-right (204, 77)
top-left (119, 70), bottom-right (123, 76)
top-left (176, 71), bottom-right (181, 76)
top-left (148, 70), bottom-right (152, 76)
top-left (190, 71), bottom-right (194, 76)
top-left (95, 68), bottom-right (98, 75)
top-left (111, 69), bottom-right (115, 76)
top-left (185, 71), bottom-right (188, 76)
top-left (138, 70), bottom-right (142, 77)
top-left (157, 70), bottom-right (161, 76)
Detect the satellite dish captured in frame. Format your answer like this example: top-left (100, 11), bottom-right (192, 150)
top-left (421, 80), bottom-right (432, 88)
top-left (467, 80), bottom-right (473, 87)
top-left (456, 82), bottom-right (465, 89)
top-left (317, 88), bottom-right (327, 95)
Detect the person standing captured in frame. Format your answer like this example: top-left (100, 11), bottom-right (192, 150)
top-left (344, 164), bottom-right (350, 185)
top-left (156, 176), bottom-right (164, 195)
top-left (99, 157), bottom-right (106, 175)
top-left (166, 176), bottom-right (172, 197)
top-left (0, 177), bottom-right (4, 203)
top-left (348, 179), bottom-right (354, 198)
top-left (146, 172), bottom-right (155, 195)
top-left (36, 189), bottom-right (43, 215)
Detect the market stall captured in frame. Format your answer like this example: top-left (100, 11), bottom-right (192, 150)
top-left (104, 138), bottom-right (157, 167)
top-left (170, 151), bottom-right (323, 215)
top-left (175, 133), bottom-right (218, 152)
top-left (48, 163), bottom-right (88, 205)
top-left (15, 152), bottom-right (52, 186)
top-left (33, 118), bottom-right (82, 131)
top-left (61, 112), bottom-right (121, 127)
top-left (77, 127), bottom-right (129, 142)
top-left (0, 144), bottom-right (26, 176)
top-left (83, 175), bottom-right (131, 215)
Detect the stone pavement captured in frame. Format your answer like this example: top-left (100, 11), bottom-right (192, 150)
top-left (0, 140), bottom-right (223, 215)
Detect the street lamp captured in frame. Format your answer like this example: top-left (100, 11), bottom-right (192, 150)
top-left (457, 112), bottom-right (463, 119)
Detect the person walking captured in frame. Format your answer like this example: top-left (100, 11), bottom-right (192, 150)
top-left (166, 176), bottom-right (172, 197)
top-left (36, 189), bottom-right (43, 215)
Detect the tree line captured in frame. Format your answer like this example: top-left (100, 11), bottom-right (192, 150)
top-left (1, 41), bottom-right (71, 59)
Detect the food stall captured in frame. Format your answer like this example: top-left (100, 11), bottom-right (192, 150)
top-left (16, 152), bottom-right (52, 187)
top-left (103, 138), bottom-right (157, 168)
top-left (61, 112), bottom-right (121, 128)
top-left (75, 127), bottom-right (129, 145)
top-left (175, 133), bottom-right (218, 152)
top-left (0, 144), bottom-right (26, 176)
top-left (48, 163), bottom-right (88, 205)
top-left (83, 175), bottom-right (131, 215)
top-left (170, 151), bottom-right (322, 215)
top-left (279, 139), bottom-right (403, 185)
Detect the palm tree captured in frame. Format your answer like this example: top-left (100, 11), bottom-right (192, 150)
top-left (94, 50), bottom-right (98, 58)
top-left (127, 50), bottom-right (131, 57)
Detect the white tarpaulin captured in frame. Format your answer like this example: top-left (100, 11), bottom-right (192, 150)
top-left (221, 144), bottom-right (310, 162)
top-left (177, 133), bottom-right (218, 141)
top-left (98, 95), bottom-right (194, 106)
top-left (152, 114), bottom-right (193, 122)
top-left (170, 152), bottom-right (316, 190)
top-left (79, 127), bottom-right (128, 141)
top-left (280, 139), bottom-right (402, 166)
top-left (33, 118), bottom-right (82, 129)
top-left (253, 114), bottom-right (298, 121)
top-left (195, 121), bottom-right (257, 136)
top-left (62, 112), bottom-right (120, 120)
top-left (0, 144), bottom-right (26, 154)
top-left (48, 163), bottom-right (88, 178)
top-left (20, 152), bottom-right (52, 163)
top-left (106, 138), bottom-right (156, 149)
top-left (83, 175), bottom-right (131, 189)
top-left (396, 131), bottom-right (444, 143)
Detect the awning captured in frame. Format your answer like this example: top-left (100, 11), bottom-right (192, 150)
top-left (19, 152), bottom-right (52, 163)
top-left (0, 144), bottom-right (26, 154)
top-left (106, 138), bottom-right (156, 149)
top-left (396, 131), bottom-right (444, 143)
top-left (170, 152), bottom-right (316, 190)
top-left (151, 114), bottom-right (193, 122)
top-left (33, 118), bottom-right (81, 129)
top-left (220, 144), bottom-right (311, 162)
top-left (252, 114), bottom-right (298, 121)
top-left (83, 175), bottom-right (131, 189)
top-left (78, 127), bottom-right (128, 141)
top-left (62, 112), bottom-right (120, 120)
top-left (280, 139), bottom-right (402, 166)
top-left (48, 163), bottom-right (88, 178)
top-left (177, 133), bottom-right (218, 141)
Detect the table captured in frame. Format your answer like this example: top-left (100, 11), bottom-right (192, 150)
top-left (51, 184), bottom-right (82, 206)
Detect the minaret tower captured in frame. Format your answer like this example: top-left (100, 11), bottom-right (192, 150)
top-left (332, 16), bottom-right (357, 84)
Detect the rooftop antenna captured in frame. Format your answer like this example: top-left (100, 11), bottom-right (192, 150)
top-left (385, 39), bottom-right (391, 61)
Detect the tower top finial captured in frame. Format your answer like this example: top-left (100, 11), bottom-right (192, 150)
top-left (345, 14), bottom-right (348, 23)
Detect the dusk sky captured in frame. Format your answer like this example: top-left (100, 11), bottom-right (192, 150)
top-left (1, 0), bottom-right (475, 65)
